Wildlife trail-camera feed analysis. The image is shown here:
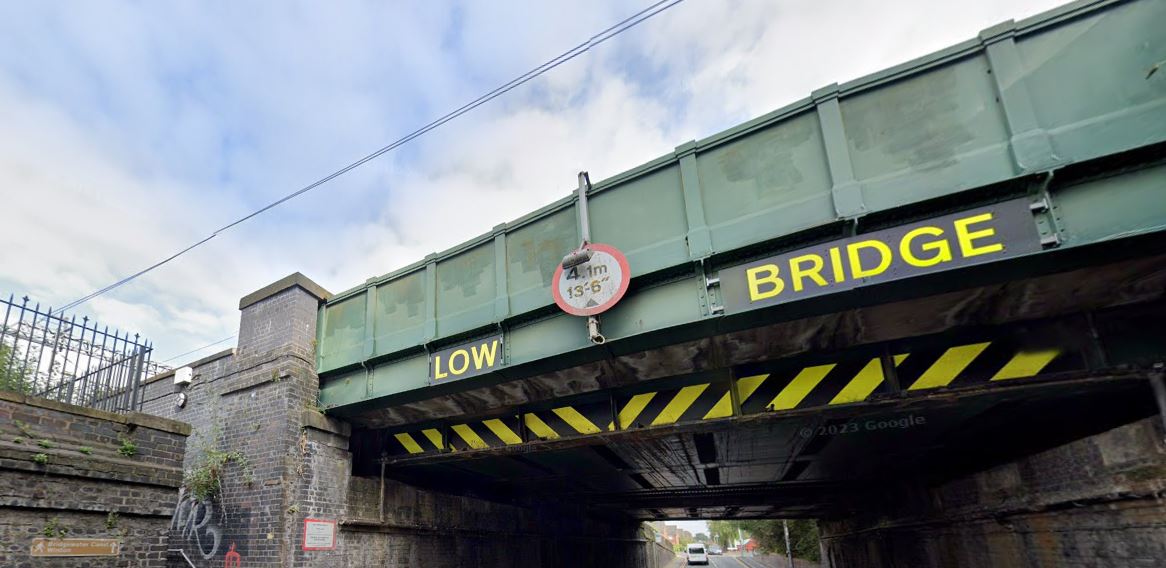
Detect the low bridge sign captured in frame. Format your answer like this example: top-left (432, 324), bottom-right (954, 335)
top-left (429, 333), bottom-right (504, 384)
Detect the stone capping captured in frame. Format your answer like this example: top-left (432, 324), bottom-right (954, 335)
top-left (301, 408), bottom-right (351, 437)
top-left (238, 271), bottom-right (332, 310)
top-left (143, 347), bottom-right (236, 385)
top-left (0, 389), bottom-right (192, 436)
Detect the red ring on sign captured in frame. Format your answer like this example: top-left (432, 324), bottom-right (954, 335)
top-left (552, 243), bottom-right (631, 317)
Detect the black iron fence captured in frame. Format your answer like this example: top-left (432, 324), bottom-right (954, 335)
top-left (0, 294), bottom-right (167, 413)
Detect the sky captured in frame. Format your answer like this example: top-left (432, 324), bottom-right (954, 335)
top-left (673, 520), bottom-right (710, 538)
top-left (0, 0), bottom-right (1069, 364)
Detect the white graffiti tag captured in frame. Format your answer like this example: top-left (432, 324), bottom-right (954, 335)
top-left (171, 490), bottom-right (222, 560)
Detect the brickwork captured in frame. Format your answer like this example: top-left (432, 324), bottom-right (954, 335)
top-left (339, 473), bottom-right (651, 567)
top-left (819, 416), bottom-right (1166, 567)
top-left (0, 390), bottom-right (189, 567)
top-left (646, 540), bottom-right (675, 568)
top-left (139, 273), bottom-right (662, 567)
top-left (140, 280), bottom-right (327, 567)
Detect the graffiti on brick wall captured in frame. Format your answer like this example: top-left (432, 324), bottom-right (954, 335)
top-left (224, 542), bottom-right (242, 567)
top-left (170, 489), bottom-right (253, 566)
top-left (171, 490), bottom-right (222, 560)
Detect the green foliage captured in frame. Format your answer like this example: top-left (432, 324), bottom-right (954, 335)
top-left (14, 419), bottom-right (34, 438)
top-left (184, 448), bottom-right (251, 501)
top-left (36, 439), bottom-right (54, 449)
top-left (0, 342), bottom-right (33, 394)
top-left (182, 399), bottom-right (255, 503)
top-left (105, 511), bottom-right (119, 530)
top-left (117, 436), bottom-right (137, 458)
top-left (13, 437), bottom-right (23, 444)
top-left (33, 453), bottom-right (49, 465)
top-left (78, 446), bottom-right (93, 455)
top-left (42, 518), bottom-right (67, 538)
top-left (707, 519), bottom-right (820, 561)
top-left (707, 520), bottom-right (738, 547)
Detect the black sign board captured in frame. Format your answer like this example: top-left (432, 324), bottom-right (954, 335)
top-left (428, 333), bottom-right (504, 383)
top-left (720, 198), bottom-right (1042, 314)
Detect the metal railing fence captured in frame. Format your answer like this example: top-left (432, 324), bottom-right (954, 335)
top-left (0, 293), bottom-right (166, 413)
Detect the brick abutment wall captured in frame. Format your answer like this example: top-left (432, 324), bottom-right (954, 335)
top-left (646, 539), bottom-right (675, 568)
top-left (0, 390), bottom-right (190, 567)
top-left (140, 273), bottom-right (652, 567)
top-left (139, 272), bottom-right (1166, 567)
top-left (818, 415), bottom-right (1166, 567)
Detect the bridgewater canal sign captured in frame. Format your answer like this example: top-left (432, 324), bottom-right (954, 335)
top-left (30, 538), bottom-right (121, 557)
top-left (720, 199), bottom-right (1042, 313)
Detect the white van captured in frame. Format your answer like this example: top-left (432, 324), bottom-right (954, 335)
top-left (686, 543), bottom-right (709, 565)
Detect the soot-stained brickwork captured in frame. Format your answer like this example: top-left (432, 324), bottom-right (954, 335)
top-left (140, 273), bottom-right (663, 568)
top-left (141, 274), bottom-right (330, 567)
top-left (818, 416), bottom-right (1166, 567)
top-left (0, 390), bottom-right (190, 567)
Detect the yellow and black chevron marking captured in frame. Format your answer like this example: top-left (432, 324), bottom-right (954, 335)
top-left (524, 400), bottom-right (610, 440)
top-left (393, 427), bottom-right (446, 455)
top-left (608, 380), bottom-right (733, 430)
top-left (387, 339), bottom-right (1084, 456)
top-left (737, 340), bottom-right (1082, 415)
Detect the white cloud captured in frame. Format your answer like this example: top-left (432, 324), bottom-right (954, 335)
top-left (0, 0), bottom-right (1071, 363)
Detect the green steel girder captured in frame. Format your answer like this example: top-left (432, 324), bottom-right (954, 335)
top-left (356, 299), bottom-right (1166, 465)
top-left (319, 0), bottom-right (1166, 412)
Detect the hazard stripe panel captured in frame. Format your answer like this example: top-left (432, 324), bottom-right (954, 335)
top-left (384, 336), bottom-right (1084, 456)
top-left (612, 392), bottom-right (656, 430)
top-left (907, 343), bottom-right (991, 390)
top-left (829, 358), bottom-right (885, 405)
top-left (394, 433), bottom-right (424, 455)
top-left (652, 384), bottom-right (709, 425)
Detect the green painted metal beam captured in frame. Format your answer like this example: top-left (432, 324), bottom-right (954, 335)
top-left (319, 0), bottom-right (1166, 411)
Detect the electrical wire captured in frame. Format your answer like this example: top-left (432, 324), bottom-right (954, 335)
top-left (157, 333), bottom-right (236, 363)
top-left (60, 0), bottom-right (686, 313)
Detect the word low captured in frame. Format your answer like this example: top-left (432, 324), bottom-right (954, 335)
top-left (430, 334), bottom-right (503, 383)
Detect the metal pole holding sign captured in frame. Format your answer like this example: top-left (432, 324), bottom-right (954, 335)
top-left (577, 171), bottom-right (593, 244)
top-left (576, 172), bottom-right (603, 344)
top-left (553, 172), bottom-right (631, 345)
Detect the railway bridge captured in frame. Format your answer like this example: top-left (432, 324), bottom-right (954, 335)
top-left (146, 0), bottom-right (1166, 566)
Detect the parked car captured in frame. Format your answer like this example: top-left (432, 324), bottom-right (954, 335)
top-left (708, 545), bottom-right (723, 555)
top-left (686, 543), bottom-right (709, 565)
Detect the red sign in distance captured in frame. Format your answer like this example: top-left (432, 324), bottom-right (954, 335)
top-left (552, 243), bottom-right (631, 316)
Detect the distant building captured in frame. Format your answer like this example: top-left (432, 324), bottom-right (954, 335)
top-left (662, 524), bottom-right (679, 547)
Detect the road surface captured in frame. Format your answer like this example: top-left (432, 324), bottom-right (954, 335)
top-left (669, 554), bottom-right (819, 568)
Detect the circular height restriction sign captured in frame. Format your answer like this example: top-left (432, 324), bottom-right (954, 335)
top-left (552, 243), bottom-right (630, 316)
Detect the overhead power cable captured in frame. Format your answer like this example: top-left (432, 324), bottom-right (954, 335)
top-left (60, 0), bottom-right (686, 313)
top-left (157, 334), bottom-right (237, 365)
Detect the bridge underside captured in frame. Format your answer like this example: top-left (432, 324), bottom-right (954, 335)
top-left (381, 375), bottom-right (1152, 520)
top-left (347, 248), bottom-right (1166, 521)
